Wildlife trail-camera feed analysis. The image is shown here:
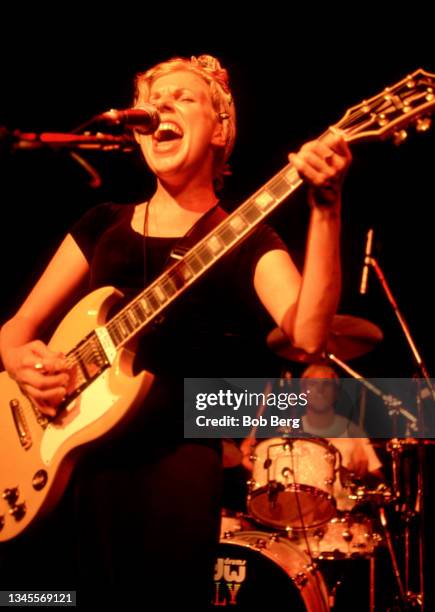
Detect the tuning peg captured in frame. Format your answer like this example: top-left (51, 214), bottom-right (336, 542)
top-left (415, 117), bottom-right (432, 132)
top-left (393, 129), bottom-right (408, 145)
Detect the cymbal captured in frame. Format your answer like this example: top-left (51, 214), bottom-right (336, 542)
top-left (267, 314), bottom-right (383, 363)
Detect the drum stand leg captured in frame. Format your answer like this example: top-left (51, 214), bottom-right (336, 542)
top-left (370, 556), bottom-right (375, 612)
top-left (378, 507), bottom-right (407, 608)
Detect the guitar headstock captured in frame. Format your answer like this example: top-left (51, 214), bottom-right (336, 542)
top-left (333, 68), bottom-right (435, 145)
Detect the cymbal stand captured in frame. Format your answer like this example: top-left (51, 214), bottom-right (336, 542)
top-left (363, 244), bottom-right (431, 610)
top-left (326, 353), bottom-right (418, 433)
top-left (379, 506), bottom-right (408, 609)
top-left (327, 354), bottom-right (423, 609)
top-left (415, 380), bottom-right (425, 610)
top-left (383, 435), bottom-right (424, 610)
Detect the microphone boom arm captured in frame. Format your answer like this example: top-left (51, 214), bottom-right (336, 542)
top-left (12, 130), bottom-right (136, 152)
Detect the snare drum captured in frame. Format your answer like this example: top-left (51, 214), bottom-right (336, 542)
top-left (213, 531), bottom-right (330, 610)
top-left (248, 438), bottom-right (340, 530)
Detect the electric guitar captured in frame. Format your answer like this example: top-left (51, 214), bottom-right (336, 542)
top-left (1, 68), bottom-right (434, 541)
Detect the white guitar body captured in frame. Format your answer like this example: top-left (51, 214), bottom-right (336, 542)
top-left (0, 287), bottom-right (154, 542)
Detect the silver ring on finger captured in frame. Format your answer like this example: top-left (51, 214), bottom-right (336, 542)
top-left (34, 362), bottom-right (46, 373)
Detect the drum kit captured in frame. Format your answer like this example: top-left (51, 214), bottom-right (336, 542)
top-left (214, 314), bottom-right (432, 610)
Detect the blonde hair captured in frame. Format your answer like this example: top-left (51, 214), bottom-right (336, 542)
top-left (135, 54), bottom-right (236, 189)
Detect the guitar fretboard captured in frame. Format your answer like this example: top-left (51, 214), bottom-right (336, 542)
top-left (105, 163), bottom-right (302, 348)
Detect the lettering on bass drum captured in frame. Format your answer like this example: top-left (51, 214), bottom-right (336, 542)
top-left (212, 531), bottom-right (329, 610)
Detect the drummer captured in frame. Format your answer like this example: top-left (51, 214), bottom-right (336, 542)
top-left (241, 363), bottom-right (384, 511)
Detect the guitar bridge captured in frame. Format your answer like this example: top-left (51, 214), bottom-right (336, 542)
top-left (59, 331), bottom-right (111, 411)
top-left (9, 399), bottom-right (32, 449)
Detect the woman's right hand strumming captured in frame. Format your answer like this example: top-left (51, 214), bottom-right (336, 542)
top-left (0, 234), bottom-right (90, 417)
top-left (3, 340), bottom-right (70, 417)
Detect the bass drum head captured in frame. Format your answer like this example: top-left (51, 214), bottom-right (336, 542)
top-left (211, 531), bottom-right (329, 611)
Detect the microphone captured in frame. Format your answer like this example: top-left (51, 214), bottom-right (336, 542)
top-left (97, 104), bottom-right (160, 134)
top-left (359, 228), bottom-right (374, 295)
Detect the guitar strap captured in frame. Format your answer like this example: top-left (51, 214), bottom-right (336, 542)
top-left (141, 203), bottom-right (228, 328)
top-left (143, 202), bottom-right (228, 285)
top-left (165, 203), bottom-right (228, 267)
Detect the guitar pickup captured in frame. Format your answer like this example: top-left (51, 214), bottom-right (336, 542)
top-left (9, 399), bottom-right (32, 449)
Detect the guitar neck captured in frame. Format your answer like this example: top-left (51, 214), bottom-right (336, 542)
top-left (105, 162), bottom-right (303, 349)
top-left (57, 66), bottom-right (435, 397)
top-left (80, 63), bottom-right (435, 353)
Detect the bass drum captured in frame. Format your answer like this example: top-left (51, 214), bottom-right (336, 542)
top-left (212, 531), bottom-right (329, 611)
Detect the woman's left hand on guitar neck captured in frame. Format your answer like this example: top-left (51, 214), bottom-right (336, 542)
top-left (289, 131), bottom-right (352, 210)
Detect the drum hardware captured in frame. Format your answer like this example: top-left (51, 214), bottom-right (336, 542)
top-left (326, 353), bottom-right (418, 433)
top-left (359, 237), bottom-right (434, 610)
top-left (254, 298), bottom-right (429, 607)
top-left (313, 527), bottom-right (326, 542)
top-left (270, 532), bottom-right (281, 542)
top-left (378, 506), bottom-right (407, 607)
top-left (387, 437), bottom-right (405, 509)
top-left (347, 482), bottom-right (393, 506)
top-left (294, 570), bottom-right (309, 588)
top-left (329, 579), bottom-right (343, 609)
top-left (289, 514), bottom-right (381, 561)
top-left (237, 426), bottom-right (387, 608)
top-left (267, 480), bottom-right (284, 508)
top-left (323, 357), bottom-right (426, 608)
top-left (386, 436), bottom-right (426, 609)
top-left (219, 510), bottom-right (256, 540)
top-left (255, 537), bottom-right (267, 549)
top-left (212, 530), bottom-right (330, 610)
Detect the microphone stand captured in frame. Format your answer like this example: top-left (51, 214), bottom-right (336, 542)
top-left (2, 128), bottom-right (136, 188)
top-left (363, 248), bottom-right (432, 611)
top-left (364, 253), bottom-right (434, 400)
top-left (10, 130), bottom-right (136, 151)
